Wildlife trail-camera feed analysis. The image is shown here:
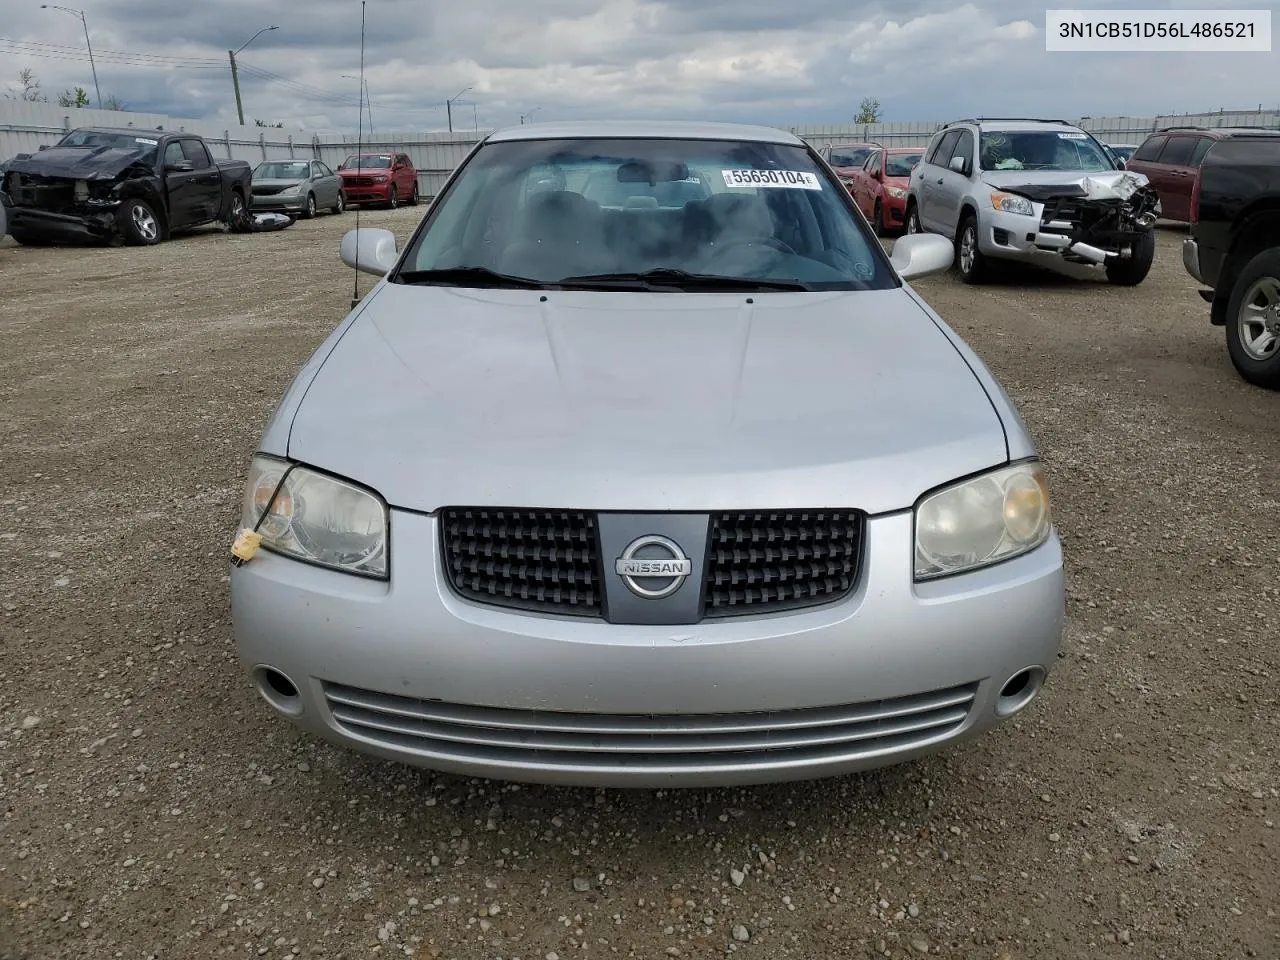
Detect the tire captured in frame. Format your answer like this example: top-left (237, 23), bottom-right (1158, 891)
top-left (955, 214), bottom-right (988, 284)
top-left (904, 201), bottom-right (922, 235)
top-left (407, 181), bottom-right (419, 206)
top-left (226, 191), bottom-right (246, 226)
top-left (303, 193), bottom-right (317, 219)
top-left (118, 199), bottom-right (162, 246)
top-left (387, 185), bottom-right (398, 210)
top-left (872, 200), bottom-right (885, 237)
top-left (1105, 230), bottom-right (1155, 286)
top-left (1224, 246), bottom-right (1280, 390)
top-left (331, 191), bottom-right (345, 215)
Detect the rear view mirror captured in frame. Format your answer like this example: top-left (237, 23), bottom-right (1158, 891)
top-left (166, 160), bottom-right (194, 173)
top-left (890, 233), bottom-right (954, 281)
top-left (617, 160), bottom-right (690, 184)
top-left (948, 156), bottom-right (968, 175)
top-left (340, 227), bottom-right (399, 276)
top-left (38, 144), bottom-right (49, 151)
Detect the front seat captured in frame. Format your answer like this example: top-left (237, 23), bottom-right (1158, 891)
top-left (500, 190), bottom-right (615, 279)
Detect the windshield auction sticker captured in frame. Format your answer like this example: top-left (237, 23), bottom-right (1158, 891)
top-left (721, 169), bottom-right (822, 190)
top-left (1045, 9), bottom-right (1271, 51)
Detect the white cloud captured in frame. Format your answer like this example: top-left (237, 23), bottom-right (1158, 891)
top-left (0, 0), bottom-right (1275, 133)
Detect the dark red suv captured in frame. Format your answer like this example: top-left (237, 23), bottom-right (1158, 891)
top-left (1124, 127), bottom-right (1235, 223)
top-left (337, 151), bottom-right (420, 208)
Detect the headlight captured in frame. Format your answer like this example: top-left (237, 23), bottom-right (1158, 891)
top-left (914, 461), bottom-right (1051, 581)
top-left (239, 454), bottom-right (388, 578)
top-left (887, 186), bottom-right (907, 199)
top-left (990, 192), bottom-right (1034, 216)
top-left (278, 184), bottom-right (302, 196)
top-left (373, 175), bottom-right (388, 183)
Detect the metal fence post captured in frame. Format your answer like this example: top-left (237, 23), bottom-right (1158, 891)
top-left (224, 130), bottom-right (232, 159)
top-left (259, 132), bottom-right (266, 160)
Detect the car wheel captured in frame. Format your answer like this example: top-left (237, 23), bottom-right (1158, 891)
top-left (387, 185), bottom-right (398, 210)
top-left (407, 181), bottom-right (419, 206)
top-left (873, 200), bottom-right (886, 237)
top-left (955, 214), bottom-right (987, 284)
top-left (1225, 246), bottom-right (1280, 390)
top-left (332, 191), bottom-right (345, 215)
top-left (303, 193), bottom-right (317, 219)
top-left (118, 199), bottom-right (162, 246)
top-left (1104, 229), bottom-right (1155, 286)
top-left (226, 191), bottom-right (246, 226)
top-left (904, 202), bottom-right (922, 235)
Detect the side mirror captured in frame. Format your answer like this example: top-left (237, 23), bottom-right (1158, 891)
top-left (37, 144), bottom-right (49, 152)
top-left (340, 227), bottom-right (399, 276)
top-left (890, 233), bottom-right (954, 281)
top-left (948, 155), bottom-right (968, 176)
top-left (166, 159), bottom-right (194, 173)
top-left (873, 168), bottom-right (883, 180)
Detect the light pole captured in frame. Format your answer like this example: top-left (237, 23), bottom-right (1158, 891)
top-left (446, 86), bottom-right (471, 134)
top-left (341, 74), bottom-right (374, 137)
top-left (228, 25), bottom-right (278, 126)
top-left (519, 106), bottom-right (540, 125)
top-left (41, 4), bottom-right (100, 108)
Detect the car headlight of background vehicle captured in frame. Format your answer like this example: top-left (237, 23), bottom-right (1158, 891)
top-left (887, 186), bottom-right (908, 199)
top-left (240, 454), bottom-right (388, 578)
top-left (990, 192), bottom-right (1035, 216)
top-left (914, 461), bottom-right (1052, 581)
top-left (277, 184), bottom-right (302, 196)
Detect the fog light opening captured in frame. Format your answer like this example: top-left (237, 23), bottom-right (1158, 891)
top-left (995, 666), bottom-right (1045, 718)
top-left (253, 666), bottom-right (304, 718)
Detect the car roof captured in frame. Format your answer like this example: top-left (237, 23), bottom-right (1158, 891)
top-left (946, 119), bottom-right (1084, 134)
top-left (485, 120), bottom-right (805, 146)
top-left (73, 126), bottom-right (171, 136)
top-left (1152, 126), bottom-right (1280, 138)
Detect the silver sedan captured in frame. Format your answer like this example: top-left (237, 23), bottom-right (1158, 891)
top-left (229, 120), bottom-right (1064, 788)
top-left (249, 159), bottom-right (344, 218)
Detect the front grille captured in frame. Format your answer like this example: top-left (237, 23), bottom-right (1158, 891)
top-left (344, 176), bottom-right (379, 187)
top-left (251, 185), bottom-right (287, 196)
top-left (323, 681), bottom-right (977, 773)
top-left (440, 508), bottom-right (604, 617)
top-left (703, 511), bottom-right (864, 617)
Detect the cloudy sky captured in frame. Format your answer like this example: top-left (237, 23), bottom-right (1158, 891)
top-left (1, 0), bottom-right (1274, 133)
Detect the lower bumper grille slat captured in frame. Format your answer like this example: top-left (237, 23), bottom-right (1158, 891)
top-left (323, 682), bottom-right (977, 767)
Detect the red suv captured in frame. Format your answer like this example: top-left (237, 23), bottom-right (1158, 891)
top-left (337, 151), bottom-right (419, 208)
top-left (1123, 127), bottom-right (1234, 223)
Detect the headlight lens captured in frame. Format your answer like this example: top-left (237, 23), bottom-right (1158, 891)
top-left (887, 186), bottom-right (907, 199)
top-left (914, 461), bottom-right (1051, 580)
top-left (278, 184), bottom-right (302, 196)
top-left (240, 454), bottom-right (388, 578)
top-left (990, 192), bottom-right (1035, 216)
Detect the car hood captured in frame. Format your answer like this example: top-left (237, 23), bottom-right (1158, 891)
top-left (980, 168), bottom-right (1150, 201)
top-left (285, 284), bottom-right (1010, 514)
top-left (884, 175), bottom-right (910, 190)
top-left (338, 168), bottom-right (388, 176)
top-left (3, 143), bottom-right (154, 180)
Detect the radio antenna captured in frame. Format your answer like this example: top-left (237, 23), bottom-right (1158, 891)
top-left (350, 0), bottom-right (367, 309)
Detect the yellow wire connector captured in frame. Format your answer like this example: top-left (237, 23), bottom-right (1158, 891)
top-left (231, 528), bottom-right (263, 567)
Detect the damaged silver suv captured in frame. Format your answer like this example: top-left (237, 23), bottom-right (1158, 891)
top-left (904, 118), bottom-right (1159, 285)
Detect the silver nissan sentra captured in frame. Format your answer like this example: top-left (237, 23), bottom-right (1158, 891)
top-left (229, 120), bottom-right (1065, 788)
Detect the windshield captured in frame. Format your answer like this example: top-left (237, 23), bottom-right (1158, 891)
top-left (341, 155), bottom-right (391, 169)
top-left (56, 130), bottom-right (158, 162)
top-left (1109, 145), bottom-right (1135, 161)
top-left (828, 147), bottom-right (872, 168)
top-left (255, 161), bottom-right (310, 179)
top-left (979, 131), bottom-right (1114, 172)
top-left (397, 136), bottom-right (893, 291)
top-left (885, 152), bottom-right (922, 177)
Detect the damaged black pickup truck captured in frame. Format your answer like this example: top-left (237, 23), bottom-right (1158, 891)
top-left (1, 127), bottom-right (251, 246)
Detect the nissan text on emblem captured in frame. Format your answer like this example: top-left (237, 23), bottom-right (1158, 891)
top-left (615, 535), bottom-right (692, 599)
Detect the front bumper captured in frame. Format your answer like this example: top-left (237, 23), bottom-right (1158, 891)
top-left (1, 200), bottom-right (117, 242)
top-left (978, 207), bottom-right (1134, 266)
top-left (251, 193), bottom-right (307, 213)
top-left (230, 509), bottom-right (1066, 788)
top-left (341, 182), bottom-right (391, 203)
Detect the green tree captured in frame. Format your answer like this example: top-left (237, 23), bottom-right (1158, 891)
top-left (58, 86), bottom-right (91, 108)
top-left (854, 96), bottom-right (882, 124)
top-left (254, 118), bottom-right (284, 128)
top-left (5, 68), bottom-right (47, 102)
top-left (102, 93), bottom-right (127, 111)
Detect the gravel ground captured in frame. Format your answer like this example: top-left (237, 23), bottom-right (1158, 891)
top-left (1, 211), bottom-right (1277, 960)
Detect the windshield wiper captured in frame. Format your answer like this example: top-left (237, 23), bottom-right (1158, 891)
top-left (557, 269), bottom-right (810, 291)
top-left (395, 267), bottom-right (548, 289)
